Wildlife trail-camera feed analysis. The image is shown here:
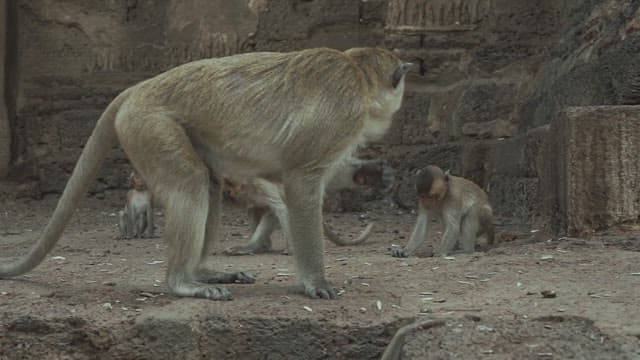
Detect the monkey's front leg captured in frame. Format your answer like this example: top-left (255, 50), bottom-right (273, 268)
top-left (284, 174), bottom-right (337, 300)
top-left (392, 206), bottom-right (428, 257)
top-left (434, 211), bottom-right (460, 257)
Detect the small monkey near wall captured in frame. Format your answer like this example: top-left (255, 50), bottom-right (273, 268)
top-left (392, 165), bottom-right (495, 258)
top-left (118, 172), bottom-right (154, 239)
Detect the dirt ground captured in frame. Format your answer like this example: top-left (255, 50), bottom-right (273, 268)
top-left (0, 194), bottom-right (639, 359)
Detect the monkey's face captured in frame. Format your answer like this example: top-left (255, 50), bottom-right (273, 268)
top-left (222, 188), bottom-right (239, 202)
top-left (419, 178), bottom-right (447, 210)
top-left (222, 179), bottom-right (246, 204)
top-left (353, 165), bottom-right (384, 186)
top-left (131, 175), bottom-right (147, 191)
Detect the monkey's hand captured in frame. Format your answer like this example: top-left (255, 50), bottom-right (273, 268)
top-left (303, 279), bottom-right (338, 300)
top-left (390, 245), bottom-right (410, 258)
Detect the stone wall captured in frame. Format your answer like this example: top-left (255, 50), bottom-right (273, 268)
top-left (2, 0), bottom-right (640, 230)
top-left (0, 0), bottom-right (9, 178)
top-left (7, 0), bottom-right (262, 195)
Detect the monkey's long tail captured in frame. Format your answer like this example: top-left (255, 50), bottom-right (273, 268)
top-left (380, 320), bottom-right (446, 360)
top-left (0, 89), bottom-right (131, 277)
top-left (323, 222), bottom-right (374, 246)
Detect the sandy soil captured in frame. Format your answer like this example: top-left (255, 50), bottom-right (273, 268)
top-left (0, 194), bottom-right (639, 359)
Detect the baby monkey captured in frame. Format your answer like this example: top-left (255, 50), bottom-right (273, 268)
top-left (223, 158), bottom-right (393, 255)
top-left (391, 165), bottom-right (494, 257)
top-left (118, 172), bottom-right (154, 239)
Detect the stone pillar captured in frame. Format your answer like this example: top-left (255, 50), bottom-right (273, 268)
top-left (0, 0), bottom-right (9, 179)
top-left (545, 106), bottom-right (640, 235)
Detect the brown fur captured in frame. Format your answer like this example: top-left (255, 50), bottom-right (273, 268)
top-left (392, 165), bottom-right (494, 258)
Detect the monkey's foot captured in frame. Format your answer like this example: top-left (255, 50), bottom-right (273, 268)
top-left (222, 244), bottom-right (270, 256)
top-left (195, 269), bottom-right (256, 284)
top-left (391, 246), bottom-right (409, 258)
top-left (303, 280), bottom-right (338, 300)
top-left (171, 281), bottom-right (233, 301)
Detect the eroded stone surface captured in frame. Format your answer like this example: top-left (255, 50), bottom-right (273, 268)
top-left (403, 316), bottom-right (632, 360)
top-left (546, 106), bottom-right (640, 235)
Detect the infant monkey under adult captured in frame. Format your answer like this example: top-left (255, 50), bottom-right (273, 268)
top-left (391, 165), bottom-right (494, 257)
top-left (222, 158), bottom-right (394, 255)
top-left (118, 172), bottom-right (154, 239)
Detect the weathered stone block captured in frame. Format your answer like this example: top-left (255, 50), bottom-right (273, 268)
top-left (385, 0), bottom-right (492, 33)
top-left (394, 48), bottom-right (471, 87)
top-left (359, 0), bottom-right (387, 24)
top-left (546, 106), bottom-right (640, 235)
top-left (453, 82), bottom-right (518, 134)
top-left (462, 119), bottom-right (517, 138)
top-left (384, 91), bottom-right (434, 146)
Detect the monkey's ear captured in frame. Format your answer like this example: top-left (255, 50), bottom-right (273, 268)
top-left (392, 63), bottom-right (413, 88)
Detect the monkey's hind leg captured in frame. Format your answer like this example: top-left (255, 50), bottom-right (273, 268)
top-left (460, 207), bottom-right (482, 254)
top-left (118, 210), bottom-right (131, 239)
top-left (223, 208), bottom-right (275, 256)
top-left (134, 212), bottom-right (147, 238)
top-left (484, 222), bottom-right (496, 246)
top-left (197, 181), bottom-right (255, 284)
top-left (479, 204), bottom-right (495, 247)
top-left (117, 114), bottom-right (236, 300)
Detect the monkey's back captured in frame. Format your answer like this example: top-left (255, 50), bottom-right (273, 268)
top-left (448, 176), bottom-right (490, 213)
top-left (121, 48), bottom-right (373, 170)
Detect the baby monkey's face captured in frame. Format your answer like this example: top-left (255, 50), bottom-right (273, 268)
top-left (353, 164), bottom-right (384, 186)
top-left (419, 178), bottom-right (447, 210)
top-left (131, 174), bottom-right (147, 191)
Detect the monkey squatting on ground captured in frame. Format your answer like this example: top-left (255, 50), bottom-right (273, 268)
top-left (222, 158), bottom-right (395, 255)
top-left (0, 47), bottom-right (411, 301)
top-left (391, 165), bottom-right (494, 258)
top-left (118, 172), bottom-right (154, 239)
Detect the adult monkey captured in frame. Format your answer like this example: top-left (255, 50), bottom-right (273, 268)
top-left (0, 47), bottom-right (411, 300)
